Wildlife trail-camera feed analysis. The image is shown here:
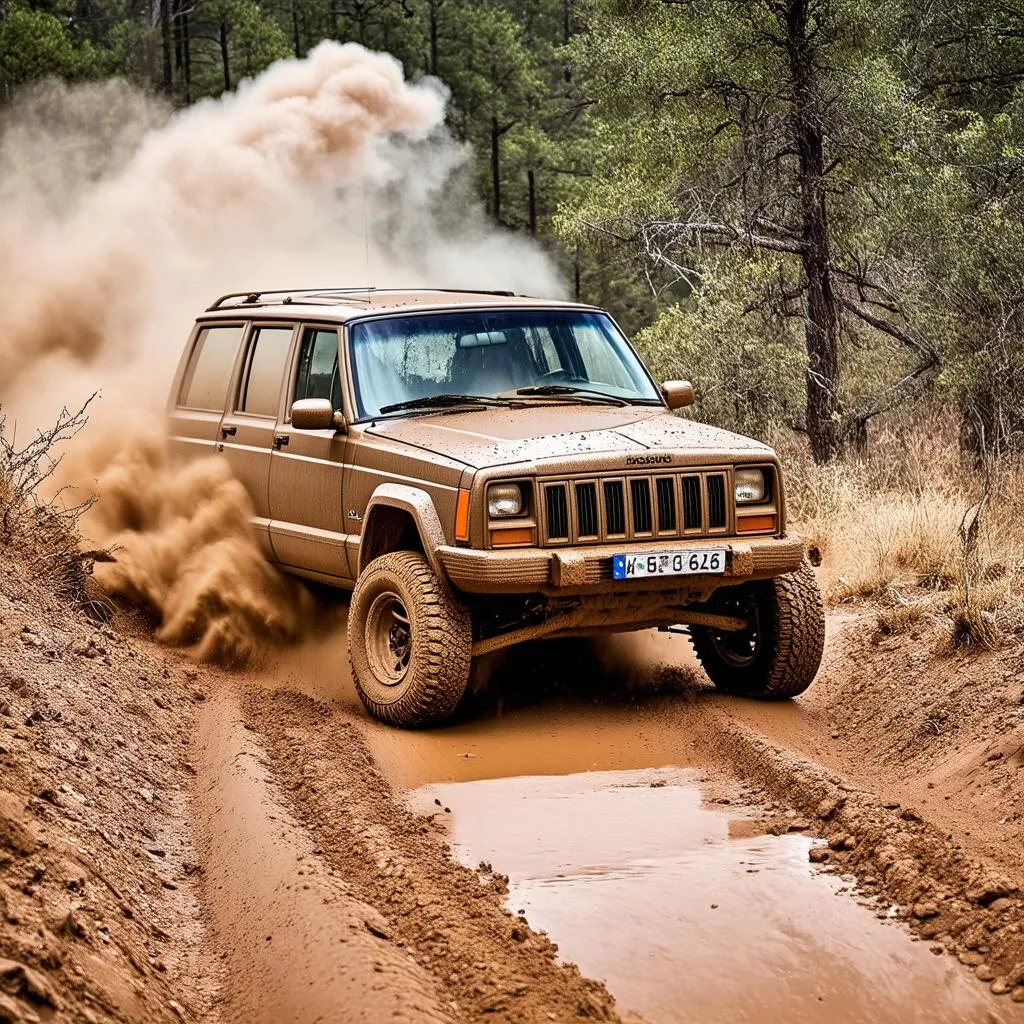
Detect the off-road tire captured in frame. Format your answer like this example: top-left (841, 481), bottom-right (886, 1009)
top-left (348, 551), bottom-right (472, 728)
top-left (690, 564), bottom-right (824, 700)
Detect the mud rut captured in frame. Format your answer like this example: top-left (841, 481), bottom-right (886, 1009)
top-left (186, 615), bottom-right (1024, 1024)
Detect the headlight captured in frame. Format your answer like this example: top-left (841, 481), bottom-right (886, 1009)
top-left (488, 482), bottom-right (524, 517)
top-left (734, 467), bottom-right (766, 504)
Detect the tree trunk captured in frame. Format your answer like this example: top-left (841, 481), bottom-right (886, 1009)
top-left (182, 10), bottom-right (192, 103)
top-left (160, 0), bottom-right (173, 94)
top-left (428, 0), bottom-right (439, 76)
top-left (490, 116), bottom-right (501, 224)
top-left (573, 246), bottom-right (581, 302)
top-left (785, 0), bottom-right (842, 463)
top-left (527, 168), bottom-right (537, 236)
top-left (173, 0), bottom-right (183, 76)
top-left (219, 20), bottom-right (231, 93)
top-left (291, 0), bottom-right (301, 57)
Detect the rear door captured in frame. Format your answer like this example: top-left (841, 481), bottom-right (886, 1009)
top-left (219, 322), bottom-right (297, 560)
top-left (268, 325), bottom-right (353, 582)
top-left (167, 322), bottom-right (246, 461)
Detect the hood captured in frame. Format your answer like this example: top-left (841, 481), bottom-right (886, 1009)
top-left (365, 405), bottom-right (773, 470)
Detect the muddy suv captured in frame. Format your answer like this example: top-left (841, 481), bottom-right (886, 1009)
top-left (168, 288), bottom-right (824, 726)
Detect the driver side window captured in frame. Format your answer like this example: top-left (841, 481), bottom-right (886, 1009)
top-left (294, 328), bottom-right (341, 410)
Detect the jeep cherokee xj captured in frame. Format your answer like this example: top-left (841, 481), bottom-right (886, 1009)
top-left (168, 288), bottom-right (825, 727)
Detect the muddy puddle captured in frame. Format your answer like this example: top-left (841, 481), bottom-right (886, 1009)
top-left (411, 767), bottom-right (1014, 1024)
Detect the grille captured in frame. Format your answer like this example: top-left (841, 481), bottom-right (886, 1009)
top-left (604, 481), bottom-right (626, 535)
top-left (545, 484), bottom-right (569, 540)
top-left (682, 475), bottom-right (701, 529)
top-left (576, 482), bottom-right (599, 538)
top-left (707, 474), bottom-right (727, 529)
top-left (631, 479), bottom-right (652, 534)
top-left (656, 478), bottom-right (676, 532)
top-left (541, 470), bottom-right (731, 545)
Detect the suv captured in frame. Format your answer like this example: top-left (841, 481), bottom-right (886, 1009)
top-left (169, 288), bottom-right (824, 727)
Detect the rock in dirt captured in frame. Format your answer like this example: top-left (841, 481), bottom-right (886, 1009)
top-left (1011, 986), bottom-right (1024, 1003)
top-left (966, 875), bottom-right (1017, 906)
top-left (362, 908), bottom-right (392, 941)
top-left (913, 901), bottom-right (940, 920)
top-left (0, 992), bottom-right (40, 1024)
top-left (808, 846), bottom-right (830, 864)
top-left (976, 965), bottom-right (995, 982)
top-left (991, 978), bottom-right (1012, 996)
top-left (0, 794), bottom-right (37, 857)
top-left (0, 959), bottom-right (60, 1009)
top-left (815, 796), bottom-right (843, 820)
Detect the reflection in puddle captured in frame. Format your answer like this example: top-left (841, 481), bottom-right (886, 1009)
top-left (414, 768), bottom-right (1013, 1024)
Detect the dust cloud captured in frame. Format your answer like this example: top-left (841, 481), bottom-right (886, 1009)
top-left (0, 41), bottom-right (559, 663)
top-left (66, 415), bottom-right (318, 666)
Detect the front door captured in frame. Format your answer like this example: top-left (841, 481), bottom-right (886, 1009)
top-left (268, 326), bottom-right (352, 582)
top-left (219, 323), bottom-right (296, 560)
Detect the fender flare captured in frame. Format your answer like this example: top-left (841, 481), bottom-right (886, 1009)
top-left (358, 483), bottom-right (450, 581)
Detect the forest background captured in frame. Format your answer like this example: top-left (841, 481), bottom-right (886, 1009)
top-left (4, 0), bottom-right (1024, 642)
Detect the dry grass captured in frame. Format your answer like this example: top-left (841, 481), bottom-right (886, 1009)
top-left (772, 408), bottom-right (1024, 650)
top-left (0, 400), bottom-right (98, 606)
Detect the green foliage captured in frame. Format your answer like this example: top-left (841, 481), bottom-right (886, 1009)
top-left (3, 0), bottom-right (1024, 461)
top-left (0, 3), bottom-right (108, 92)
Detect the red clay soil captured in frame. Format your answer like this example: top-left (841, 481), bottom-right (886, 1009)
top-left (0, 553), bottom-right (211, 1024)
top-left (4, 547), bottom-right (1024, 1022)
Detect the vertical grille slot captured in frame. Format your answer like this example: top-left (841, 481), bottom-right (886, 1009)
top-left (604, 481), bottom-right (626, 535)
top-left (545, 484), bottom-right (569, 540)
top-left (630, 478), bottom-right (652, 534)
top-left (681, 475), bottom-right (702, 530)
top-left (576, 482), bottom-right (599, 538)
top-left (656, 478), bottom-right (677, 532)
top-left (707, 474), bottom-right (727, 529)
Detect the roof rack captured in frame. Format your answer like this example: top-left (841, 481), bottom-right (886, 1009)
top-left (206, 287), bottom-right (519, 311)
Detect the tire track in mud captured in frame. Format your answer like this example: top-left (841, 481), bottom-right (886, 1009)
top-left (234, 684), bottom-right (627, 1024)
top-left (193, 689), bottom-right (455, 1024)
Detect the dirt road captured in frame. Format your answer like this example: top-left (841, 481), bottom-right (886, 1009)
top-left (3, 562), bottom-right (1024, 1023)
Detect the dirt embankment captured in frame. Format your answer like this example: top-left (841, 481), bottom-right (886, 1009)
top-left (0, 559), bottom-right (626, 1024)
top-left (3, 537), bottom-right (1024, 1021)
top-left (0, 553), bottom-right (210, 1024)
top-left (691, 605), bottom-right (1024, 1000)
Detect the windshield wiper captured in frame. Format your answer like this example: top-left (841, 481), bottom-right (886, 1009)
top-left (378, 393), bottom-right (516, 414)
top-left (514, 384), bottom-right (628, 407)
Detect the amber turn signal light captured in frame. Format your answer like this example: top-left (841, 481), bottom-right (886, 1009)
top-left (455, 489), bottom-right (471, 542)
top-left (490, 527), bottom-right (533, 547)
top-left (736, 514), bottom-right (777, 534)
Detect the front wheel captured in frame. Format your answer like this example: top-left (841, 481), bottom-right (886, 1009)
top-left (348, 551), bottom-right (472, 727)
top-left (690, 564), bottom-right (824, 700)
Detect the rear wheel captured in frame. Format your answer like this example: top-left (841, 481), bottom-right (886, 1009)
top-left (348, 551), bottom-right (472, 727)
top-left (690, 564), bottom-right (824, 699)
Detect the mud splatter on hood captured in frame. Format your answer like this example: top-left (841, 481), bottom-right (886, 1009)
top-left (365, 405), bottom-right (774, 470)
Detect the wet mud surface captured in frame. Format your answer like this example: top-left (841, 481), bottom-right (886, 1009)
top-left (6, 572), bottom-right (1024, 1023)
top-left (412, 768), bottom-right (1008, 1024)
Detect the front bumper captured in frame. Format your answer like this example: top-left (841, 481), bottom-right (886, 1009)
top-left (437, 534), bottom-right (806, 595)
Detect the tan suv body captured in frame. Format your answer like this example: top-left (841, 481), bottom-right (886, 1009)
top-left (169, 288), bottom-right (824, 726)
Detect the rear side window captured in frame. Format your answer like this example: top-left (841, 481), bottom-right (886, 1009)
top-left (294, 328), bottom-right (341, 410)
top-left (238, 326), bottom-right (294, 416)
top-left (179, 325), bottom-right (244, 411)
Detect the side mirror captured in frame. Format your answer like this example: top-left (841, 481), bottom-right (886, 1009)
top-left (291, 398), bottom-right (345, 432)
top-left (660, 380), bottom-right (695, 410)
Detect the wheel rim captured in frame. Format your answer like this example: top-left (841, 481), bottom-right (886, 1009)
top-left (708, 592), bottom-right (761, 668)
top-left (365, 591), bottom-right (412, 685)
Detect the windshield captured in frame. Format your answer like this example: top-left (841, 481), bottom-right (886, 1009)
top-left (348, 309), bottom-right (661, 418)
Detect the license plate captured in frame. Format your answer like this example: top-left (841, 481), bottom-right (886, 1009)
top-left (612, 548), bottom-right (727, 580)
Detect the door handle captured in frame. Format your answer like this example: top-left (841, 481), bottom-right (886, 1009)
top-left (273, 434), bottom-right (289, 449)
top-left (221, 425), bottom-right (237, 438)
